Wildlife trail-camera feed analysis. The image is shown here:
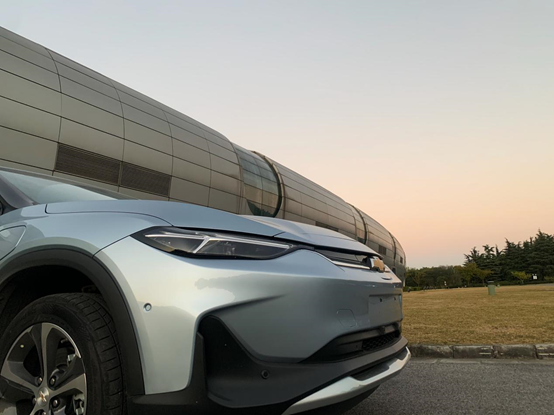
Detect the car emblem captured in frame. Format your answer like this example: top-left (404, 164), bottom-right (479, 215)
top-left (370, 257), bottom-right (386, 272)
top-left (369, 258), bottom-right (393, 279)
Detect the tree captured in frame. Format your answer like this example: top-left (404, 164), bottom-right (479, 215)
top-left (527, 230), bottom-right (554, 279)
top-left (475, 268), bottom-right (493, 286)
top-left (464, 247), bottom-right (483, 267)
top-left (412, 269), bottom-right (426, 288)
top-left (512, 271), bottom-right (530, 285)
top-left (407, 230), bottom-right (554, 288)
top-left (452, 263), bottom-right (491, 286)
top-left (464, 230), bottom-right (554, 282)
top-left (455, 264), bottom-right (474, 286)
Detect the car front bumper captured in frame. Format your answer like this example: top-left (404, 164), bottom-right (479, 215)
top-left (284, 347), bottom-right (411, 414)
top-left (127, 324), bottom-right (409, 415)
top-left (96, 235), bottom-right (406, 410)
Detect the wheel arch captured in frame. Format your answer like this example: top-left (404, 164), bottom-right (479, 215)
top-left (0, 248), bottom-right (145, 396)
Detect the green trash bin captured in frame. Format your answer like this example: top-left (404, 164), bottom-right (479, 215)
top-left (487, 281), bottom-right (496, 296)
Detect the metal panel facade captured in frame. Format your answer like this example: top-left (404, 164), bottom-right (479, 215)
top-left (0, 26), bottom-right (406, 277)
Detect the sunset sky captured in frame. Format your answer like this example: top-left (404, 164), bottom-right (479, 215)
top-left (3, 1), bottom-right (553, 267)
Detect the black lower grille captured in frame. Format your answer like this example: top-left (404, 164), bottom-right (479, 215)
top-left (304, 325), bottom-right (402, 363)
top-left (362, 332), bottom-right (400, 353)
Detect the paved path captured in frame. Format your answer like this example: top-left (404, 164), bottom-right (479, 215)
top-left (345, 358), bottom-right (554, 415)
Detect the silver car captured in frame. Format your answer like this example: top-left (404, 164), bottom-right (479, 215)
top-left (0, 167), bottom-right (409, 415)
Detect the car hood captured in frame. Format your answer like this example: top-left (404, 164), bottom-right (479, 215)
top-left (46, 200), bottom-right (374, 254)
top-left (243, 216), bottom-right (376, 254)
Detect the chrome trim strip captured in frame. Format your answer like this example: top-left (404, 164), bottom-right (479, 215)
top-left (330, 260), bottom-right (371, 270)
top-left (283, 348), bottom-right (411, 414)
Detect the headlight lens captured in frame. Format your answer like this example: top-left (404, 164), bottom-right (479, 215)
top-left (134, 227), bottom-right (296, 259)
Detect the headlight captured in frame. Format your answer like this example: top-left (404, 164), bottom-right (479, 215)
top-left (133, 227), bottom-right (296, 259)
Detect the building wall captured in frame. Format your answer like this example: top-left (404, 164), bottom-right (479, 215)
top-left (0, 26), bottom-right (406, 278)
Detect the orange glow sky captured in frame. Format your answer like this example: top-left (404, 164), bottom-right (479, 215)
top-left (3, 1), bottom-right (554, 267)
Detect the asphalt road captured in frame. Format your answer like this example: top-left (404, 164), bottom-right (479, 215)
top-left (344, 358), bottom-right (554, 415)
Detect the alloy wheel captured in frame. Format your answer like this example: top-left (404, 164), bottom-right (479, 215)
top-left (0, 322), bottom-right (87, 414)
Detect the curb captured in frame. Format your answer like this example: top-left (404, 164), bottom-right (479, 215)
top-left (409, 344), bottom-right (554, 359)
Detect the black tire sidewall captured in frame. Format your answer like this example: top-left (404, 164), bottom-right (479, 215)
top-left (0, 295), bottom-right (112, 414)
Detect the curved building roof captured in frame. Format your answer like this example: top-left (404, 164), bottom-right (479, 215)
top-left (0, 26), bottom-right (406, 278)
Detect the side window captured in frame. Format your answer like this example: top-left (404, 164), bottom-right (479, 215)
top-left (378, 245), bottom-right (387, 256)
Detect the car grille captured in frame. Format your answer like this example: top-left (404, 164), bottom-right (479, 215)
top-left (362, 332), bottom-right (400, 353)
top-left (314, 248), bottom-right (389, 272)
top-left (315, 248), bottom-right (372, 269)
top-left (304, 324), bottom-right (402, 363)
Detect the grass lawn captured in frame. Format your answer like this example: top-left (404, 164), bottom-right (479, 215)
top-left (402, 284), bottom-right (554, 345)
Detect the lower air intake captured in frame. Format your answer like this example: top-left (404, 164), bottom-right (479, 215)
top-left (304, 324), bottom-right (402, 363)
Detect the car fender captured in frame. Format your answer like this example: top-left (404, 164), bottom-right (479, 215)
top-left (0, 210), bottom-right (170, 395)
top-left (0, 248), bottom-right (146, 395)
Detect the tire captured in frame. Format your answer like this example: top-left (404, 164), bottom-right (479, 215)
top-left (0, 293), bottom-right (124, 415)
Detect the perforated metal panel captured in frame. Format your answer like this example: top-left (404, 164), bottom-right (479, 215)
top-left (120, 162), bottom-right (171, 197)
top-left (55, 145), bottom-right (171, 197)
top-left (55, 144), bottom-right (120, 185)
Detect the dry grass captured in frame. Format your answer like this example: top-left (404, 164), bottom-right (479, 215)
top-left (402, 285), bottom-right (554, 345)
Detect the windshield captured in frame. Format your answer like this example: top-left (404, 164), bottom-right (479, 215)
top-left (0, 170), bottom-right (132, 204)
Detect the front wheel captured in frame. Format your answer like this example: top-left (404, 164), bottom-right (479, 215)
top-left (0, 293), bottom-right (124, 414)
